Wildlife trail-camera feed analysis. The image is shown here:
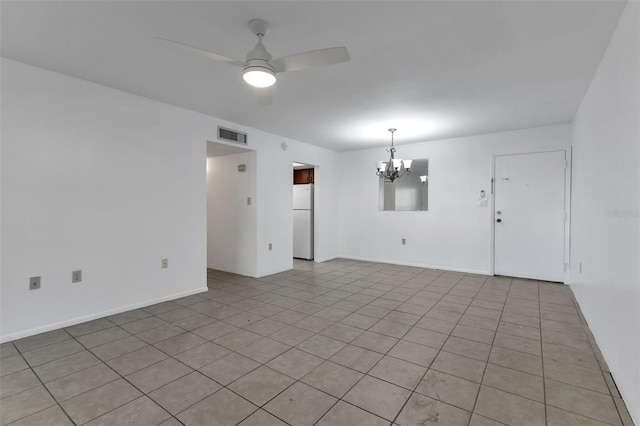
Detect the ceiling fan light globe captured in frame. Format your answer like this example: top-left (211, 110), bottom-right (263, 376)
top-left (243, 67), bottom-right (276, 88)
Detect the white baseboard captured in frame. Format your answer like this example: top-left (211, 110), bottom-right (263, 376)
top-left (0, 287), bottom-right (208, 343)
top-left (338, 255), bottom-right (491, 276)
top-left (313, 255), bottom-right (339, 263)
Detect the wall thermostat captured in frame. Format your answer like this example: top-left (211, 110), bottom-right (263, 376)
top-left (479, 189), bottom-right (488, 206)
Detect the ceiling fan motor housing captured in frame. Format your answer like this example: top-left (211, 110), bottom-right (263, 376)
top-left (243, 19), bottom-right (277, 88)
top-left (244, 59), bottom-right (276, 75)
top-left (244, 59), bottom-right (276, 74)
top-left (246, 38), bottom-right (272, 62)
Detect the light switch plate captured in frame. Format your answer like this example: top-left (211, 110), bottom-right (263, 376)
top-left (72, 270), bottom-right (82, 283)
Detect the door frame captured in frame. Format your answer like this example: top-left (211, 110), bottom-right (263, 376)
top-left (489, 147), bottom-right (572, 283)
top-left (292, 161), bottom-right (319, 262)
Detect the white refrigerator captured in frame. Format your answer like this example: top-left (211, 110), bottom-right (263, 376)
top-left (293, 184), bottom-right (314, 260)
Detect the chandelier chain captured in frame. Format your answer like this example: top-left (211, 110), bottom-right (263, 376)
top-left (376, 128), bottom-right (409, 182)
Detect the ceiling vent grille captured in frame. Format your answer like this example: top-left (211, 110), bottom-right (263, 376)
top-left (218, 126), bottom-right (247, 145)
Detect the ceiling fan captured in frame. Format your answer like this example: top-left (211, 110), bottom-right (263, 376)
top-left (158, 19), bottom-right (350, 103)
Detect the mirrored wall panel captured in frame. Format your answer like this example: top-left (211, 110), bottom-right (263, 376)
top-left (379, 158), bottom-right (428, 211)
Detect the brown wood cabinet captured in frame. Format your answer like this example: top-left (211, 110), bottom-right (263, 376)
top-left (293, 168), bottom-right (314, 184)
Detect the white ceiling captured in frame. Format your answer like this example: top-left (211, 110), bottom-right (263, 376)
top-left (1, 1), bottom-right (626, 151)
top-left (206, 140), bottom-right (252, 158)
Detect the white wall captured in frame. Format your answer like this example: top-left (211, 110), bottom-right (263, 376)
top-left (205, 124), bottom-right (340, 279)
top-left (255, 136), bottom-right (340, 275)
top-left (570, 2), bottom-right (640, 423)
top-left (207, 151), bottom-right (257, 276)
top-left (338, 124), bottom-right (571, 274)
top-left (1, 59), bottom-right (340, 341)
top-left (1, 59), bottom-right (208, 341)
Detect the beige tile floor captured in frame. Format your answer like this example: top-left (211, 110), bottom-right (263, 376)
top-left (0, 259), bottom-right (635, 425)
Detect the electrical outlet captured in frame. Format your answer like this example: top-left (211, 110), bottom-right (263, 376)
top-left (402, 238), bottom-right (406, 245)
top-left (268, 243), bottom-right (272, 251)
top-left (29, 276), bottom-right (41, 290)
top-left (579, 262), bottom-right (582, 273)
top-left (161, 258), bottom-right (169, 268)
top-left (72, 270), bottom-right (82, 283)
top-left (247, 197), bottom-right (252, 206)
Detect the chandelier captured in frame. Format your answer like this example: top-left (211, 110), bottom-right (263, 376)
top-left (375, 128), bottom-right (412, 182)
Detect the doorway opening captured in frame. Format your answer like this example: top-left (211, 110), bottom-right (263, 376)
top-left (293, 162), bottom-right (316, 261)
top-left (206, 141), bottom-right (257, 277)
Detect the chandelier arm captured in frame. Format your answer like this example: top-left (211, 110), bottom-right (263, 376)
top-left (375, 128), bottom-right (407, 183)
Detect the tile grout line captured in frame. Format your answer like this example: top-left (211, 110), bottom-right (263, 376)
top-left (7, 340), bottom-right (79, 426)
top-left (387, 274), bottom-right (486, 426)
top-left (4, 260), bottom-right (630, 426)
top-left (62, 328), bottom-right (174, 425)
top-left (220, 265), bottom-right (442, 425)
top-left (105, 266), bottom-right (431, 425)
top-left (466, 275), bottom-right (513, 425)
top-left (310, 268), bottom-right (454, 426)
top-left (538, 280), bottom-right (552, 426)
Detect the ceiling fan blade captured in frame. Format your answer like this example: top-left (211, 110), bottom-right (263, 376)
top-left (271, 47), bottom-right (350, 73)
top-left (254, 86), bottom-right (273, 106)
top-left (156, 37), bottom-right (244, 67)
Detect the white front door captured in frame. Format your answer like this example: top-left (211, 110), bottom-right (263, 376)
top-left (494, 151), bottom-right (566, 282)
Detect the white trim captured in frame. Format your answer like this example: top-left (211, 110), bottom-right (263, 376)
top-left (0, 287), bottom-right (208, 343)
top-left (313, 165), bottom-right (319, 262)
top-left (564, 146), bottom-right (573, 280)
top-left (256, 266), bottom-right (290, 278)
top-left (314, 255), bottom-right (339, 263)
top-left (339, 255), bottom-right (490, 275)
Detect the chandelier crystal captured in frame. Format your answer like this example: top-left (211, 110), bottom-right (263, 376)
top-left (375, 128), bottom-right (411, 182)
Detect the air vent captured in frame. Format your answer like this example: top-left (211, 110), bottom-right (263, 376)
top-left (218, 126), bottom-right (247, 145)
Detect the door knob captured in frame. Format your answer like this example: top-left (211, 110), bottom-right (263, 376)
top-left (496, 218), bottom-right (502, 223)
